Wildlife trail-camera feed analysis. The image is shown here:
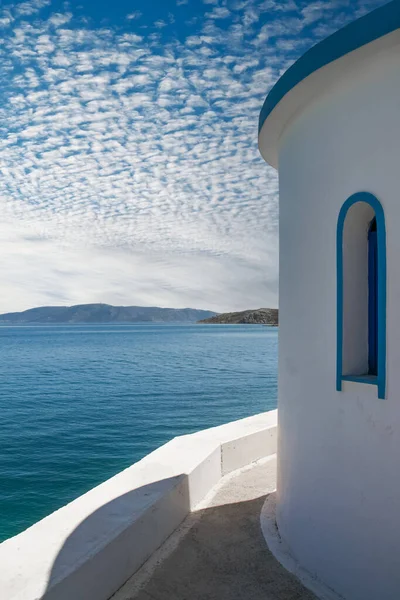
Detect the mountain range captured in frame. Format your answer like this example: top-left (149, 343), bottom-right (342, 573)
top-left (0, 304), bottom-right (217, 324)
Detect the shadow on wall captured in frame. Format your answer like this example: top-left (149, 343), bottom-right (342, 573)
top-left (41, 484), bottom-right (317, 600)
top-left (42, 475), bottom-right (190, 600)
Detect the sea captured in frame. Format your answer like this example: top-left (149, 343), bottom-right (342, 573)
top-left (0, 323), bottom-right (278, 542)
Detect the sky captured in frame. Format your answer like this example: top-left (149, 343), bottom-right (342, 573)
top-left (0, 0), bottom-right (388, 313)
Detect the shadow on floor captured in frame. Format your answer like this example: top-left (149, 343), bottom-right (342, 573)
top-left (116, 495), bottom-right (318, 600)
top-left (41, 463), bottom-right (316, 600)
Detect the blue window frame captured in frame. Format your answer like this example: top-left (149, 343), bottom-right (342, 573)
top-left (337, 192), bottom-right (386, 399)
top-left (368, 218), bottom-right (378, 376)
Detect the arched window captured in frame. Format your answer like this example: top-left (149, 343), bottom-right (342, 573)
top-left (336, 193), bottom-right (386, 399)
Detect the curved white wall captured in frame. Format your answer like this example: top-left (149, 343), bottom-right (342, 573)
top-left (273, 38), bottom-right (400, 600)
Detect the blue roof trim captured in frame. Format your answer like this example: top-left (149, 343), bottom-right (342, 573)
top-left (259, 0), bottom-right (400, 134)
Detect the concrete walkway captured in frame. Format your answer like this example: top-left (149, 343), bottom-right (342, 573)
top-left (112, 457), bottom-right (317, 600)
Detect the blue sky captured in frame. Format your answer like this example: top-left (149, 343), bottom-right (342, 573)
top-left (0, 0), bottom-right (387, 312)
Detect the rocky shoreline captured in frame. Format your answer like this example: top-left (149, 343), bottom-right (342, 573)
top-left (198, 308), bottom-right (278, 325)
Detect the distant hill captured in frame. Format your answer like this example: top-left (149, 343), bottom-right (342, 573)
top-left (0, 304), bottom-right (218, 324)
top-left (198, 308), bottom-right (278, 325)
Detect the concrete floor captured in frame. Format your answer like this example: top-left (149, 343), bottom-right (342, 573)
top-left (112, 457), bottom-right (317, 600)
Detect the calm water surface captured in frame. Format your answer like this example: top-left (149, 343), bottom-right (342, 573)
top-left (0, 324), bottom-right (277, 541)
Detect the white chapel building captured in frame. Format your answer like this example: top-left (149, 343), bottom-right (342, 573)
top-left (259, 1), bottom-right (400, 599)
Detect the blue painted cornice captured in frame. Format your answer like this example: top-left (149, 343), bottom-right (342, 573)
top-left (259, 0), bottom-right (400, 135)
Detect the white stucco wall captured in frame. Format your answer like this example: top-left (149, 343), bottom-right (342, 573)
top-left (265, 35), bottom-right (400, 600)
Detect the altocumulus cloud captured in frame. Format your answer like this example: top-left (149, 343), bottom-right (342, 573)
top-left (0, 0), bottom-right (386, 312)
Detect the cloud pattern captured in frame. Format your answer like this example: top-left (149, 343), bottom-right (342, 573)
top-left (0, 0), bottom-right (386, 312)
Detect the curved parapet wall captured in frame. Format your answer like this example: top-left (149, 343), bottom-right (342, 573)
top-left (0, 410), bottom-right (277, 600)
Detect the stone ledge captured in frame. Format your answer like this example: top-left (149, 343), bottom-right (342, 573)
top-left (0, 409), bottom-right (277, 600)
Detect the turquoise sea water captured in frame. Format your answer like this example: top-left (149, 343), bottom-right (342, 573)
top-left (0, 324), bottom-right (278, 542)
